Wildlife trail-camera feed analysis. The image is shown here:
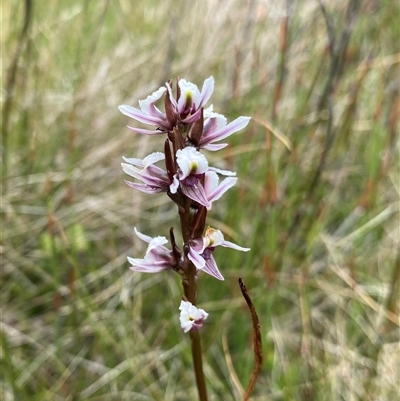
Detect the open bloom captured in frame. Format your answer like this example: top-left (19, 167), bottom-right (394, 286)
top-left (121, 152), bottom-right (173, 194)
top-left (127, 228), bottom-right (178, 273)
top-left (188, 227), bottom-right (250, 280)
top-left (179, 300), bottom-right (209, 333)
top-left (203, 171), bottom-right (237, 210)
top-left (166, 76), bottom-right (214, 123)
top-left (170, 147), bottom-right (237, 209)
top-left (197, 109), bottom-right (251, 151)
top-left (170, 147), bottom-right (210, 207)
top-left (119, 87), bottom-right (169, 134)
top-left (119, 77), bottom-right (215, 134)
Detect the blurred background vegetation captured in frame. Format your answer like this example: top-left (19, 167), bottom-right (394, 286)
top-left (2, 0), bottom-right (399, 400)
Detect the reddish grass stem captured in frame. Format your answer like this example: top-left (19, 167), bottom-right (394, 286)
top-left (238, 278), bottom-right (262, 401)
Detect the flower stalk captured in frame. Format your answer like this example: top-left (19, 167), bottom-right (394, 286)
top-left (179, 193), bottom-right (208, 399)
top-left (119, 76), bottom-right (250, 399)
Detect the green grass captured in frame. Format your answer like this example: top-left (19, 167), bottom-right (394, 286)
top-left (2, 0), bottom-right (399, 400)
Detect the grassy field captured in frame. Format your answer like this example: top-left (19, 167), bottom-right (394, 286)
top-left (2, 0), bottom-right (399, 400)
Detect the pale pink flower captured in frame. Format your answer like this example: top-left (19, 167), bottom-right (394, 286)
top-left (121, 152), bottom-right (172, 194)
top-left (198, 113), bottom-right (251, 151)
top-left (170, 147), bottom-right (210, 207)
top-left (188, 227), bottom-right (250, 280)
top-left (119, 77), bottom-right (215, 133)
top-left (127, 228), bottom-right (177, 273)
top-left (119, 87), bottom-right (169, 134)
top-left (170, 147), bottom-right (237, 209)
top-left (179, 300), bottom-right (209, 333)
top-left (166, 76), bottom-right (215, 123)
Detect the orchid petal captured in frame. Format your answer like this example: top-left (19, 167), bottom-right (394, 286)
top-left (122, 156), bottom-right (144, 166)
top-left (147, 236), bottom-right (169, 251)
top-left (124, 181), bottom-right (165, 194)
top-left (181, 107), bottom-right (203, 124)
top-left (177, 79), bottom-right (201, 114)
top-left (119, 105), bottom-right (165, 127)
top-left (204, 229), bottom-right (225, 247)
top-left (121, 163), bottom-right (167, 187)
top-left (123, 152), bottom-right (164, 167)
top-left (121, 154), bottom-right (170, 192)
top-left (207, 177), bottom-right (238, 204)
top-left (169, 175), bottom-right (180, 194)
top-left (200, 116), bottom-right (251, 145)
top-left (221, 240), bottom-right (250, 252)
top-left (202, 255), bottom-right (224, 280)
top-left (202, 143), bottom-right (229, 151)
top-left (128, 257), bottom-right (171, 273)
top-left (180, 183), bottom-right (210, 208)
top-left (203, 111), bottom-right (227, 125)
top-left (138, 87), bottom-right (166, 119)
top-left (208, 167), bottom-right (236, 176)
top-left (127, 229), bottom-right (176, 273)
top-left (188, 247), bottom-right (206, 270)
top-left (198, 76), bottom-right (215, 108)
top-left (121, 163), bottom-right (141, 179)
top-left (165, 81), bottom-right (178, 109)
top-left (204, 171), bottom-right (219, 194)
top-left (127, 126), bottom-right (163, 135)
top-left (134, 228), bottom-right (158, 243)
top-left (142, 152), bottom-right (165, 166)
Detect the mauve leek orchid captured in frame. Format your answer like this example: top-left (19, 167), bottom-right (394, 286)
top-left (119, 87), bottom-right (169, 134)
top-left (198, 113), bottom-right (251, 151)
top-left (166, 76), bottom-right (215, 123)
top-left (127, 228), bottom-right (178, 273)
top-left (119, 77), bottom-right (215, 135)
top-left (121, 152), bottom-right (172, 195)
top-left (120, 76), bottom-right (252, 398)
top-left (119, 76), bottom-right (251, 343)
top-left (172, 147), bottom-right (238, 208)
top-left (188, 227), bottom-right (250, 280)
top-left (179, 301), bottom-right (209, 333)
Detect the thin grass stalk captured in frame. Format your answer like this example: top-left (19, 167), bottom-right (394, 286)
top-left (362, 250), bottom-right (400, 399)
top-left (272, 0), bottom-right (290, 122)
top-left (2, 0), bottom-right (33, 191)
top-left (232, 0), bottom-right (257, 99)
top-left (277, 0), bottom-right (361, 270)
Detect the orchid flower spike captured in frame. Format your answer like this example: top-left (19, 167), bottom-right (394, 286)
top-left (179, 300), bottom-right (209, 333)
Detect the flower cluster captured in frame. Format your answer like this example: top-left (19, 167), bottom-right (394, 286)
top-left (120, 77), bottom-right (250, 332)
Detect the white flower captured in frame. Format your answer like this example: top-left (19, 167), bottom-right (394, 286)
top-left (179, 300), bottom-right (209, 333)
top-left (167, 76), bottom-right (215, 121)
top-left (176, 147), bottom-right (209, 180)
